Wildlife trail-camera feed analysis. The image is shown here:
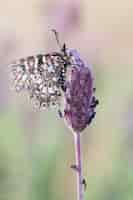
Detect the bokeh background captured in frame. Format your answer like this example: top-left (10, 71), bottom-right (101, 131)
top-left (0, 0), bottom-right (133, 199)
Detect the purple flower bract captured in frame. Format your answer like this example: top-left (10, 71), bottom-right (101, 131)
top-left (64, 49), bottom-right (98, 133)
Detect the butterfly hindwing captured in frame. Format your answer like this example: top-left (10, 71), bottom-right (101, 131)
top-left (10, 53), bottom-right (65, 108)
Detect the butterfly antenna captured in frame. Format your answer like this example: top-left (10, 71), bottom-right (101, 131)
top-left (51, 29), bottom-right (62, 49)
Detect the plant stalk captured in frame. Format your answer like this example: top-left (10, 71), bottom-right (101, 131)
top-left (74, 133), bottom-right (84, 200)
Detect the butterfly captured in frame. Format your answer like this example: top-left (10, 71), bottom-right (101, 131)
top-left (10, 30), bottom-right (75, 111)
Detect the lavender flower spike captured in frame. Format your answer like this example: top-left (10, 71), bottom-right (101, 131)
top-left (64, 49), bottom-right (98, 133)
top-left (63, 49), bottom-right (98, 200)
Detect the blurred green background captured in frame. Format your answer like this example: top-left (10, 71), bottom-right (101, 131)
top-left (0, 0), bottom-right (133, 199)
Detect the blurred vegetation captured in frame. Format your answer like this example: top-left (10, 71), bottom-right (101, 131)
top-left (0, 0), bottom-right (133, 199)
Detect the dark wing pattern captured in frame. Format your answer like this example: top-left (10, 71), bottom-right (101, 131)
top-left (10, 53), bottom-right (66, 109)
